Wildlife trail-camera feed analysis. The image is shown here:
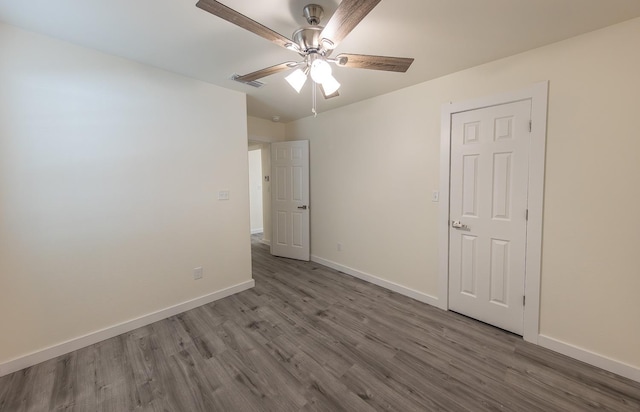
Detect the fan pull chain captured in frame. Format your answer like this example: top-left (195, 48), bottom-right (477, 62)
top-left (312, 81), bottom-right (317, 117)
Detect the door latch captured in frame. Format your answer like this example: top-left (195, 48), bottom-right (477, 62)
top-left (451, 220), bottom-right (469, 230)
top-left (297, 205), bottom-right (308, 210)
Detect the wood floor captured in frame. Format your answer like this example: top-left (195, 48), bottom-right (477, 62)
top-left (1, 236), bottom-right (639, 411)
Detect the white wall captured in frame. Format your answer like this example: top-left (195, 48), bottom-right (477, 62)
top-left (0, 23), bottom-right (252, 367)
top-left (286, 18), bottom-right (640, 372)
top-left (248, 149), bottom-right (264, 233)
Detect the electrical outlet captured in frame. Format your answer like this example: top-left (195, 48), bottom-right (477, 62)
top-left (193, 267), bottom-right (203, 280)
top-left (337, 243), bottom-right (343, 252)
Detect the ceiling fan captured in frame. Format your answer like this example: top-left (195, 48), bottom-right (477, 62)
top-left (196, 0), bottom-right (414, 109)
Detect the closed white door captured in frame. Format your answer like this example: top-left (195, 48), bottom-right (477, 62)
top-left (271, 140), bottom-right (310, 261)
top-left (449, 100), bottom-right (531, 335)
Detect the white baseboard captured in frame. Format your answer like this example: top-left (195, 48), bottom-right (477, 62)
top-left (538, 334), bottom-right (640, 382)
top-left (310, 256), bottom-right (640, 383)
top-left (311, 255), bottom-right (439, 307)
top-left (0, 279), bottom-right (255, 378)
top-left (251, 228), bottom-right (264, 235)
top-left (260, 239), bottom-right (271, 246)
top-left (5, 270), bottom-right (637, 386)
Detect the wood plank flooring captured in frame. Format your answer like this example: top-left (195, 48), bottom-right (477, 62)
top-left (1, 235), bottom-right (639, 411)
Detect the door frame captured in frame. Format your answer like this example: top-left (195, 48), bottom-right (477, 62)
top-left (438, 82), bottom-right (548, 343)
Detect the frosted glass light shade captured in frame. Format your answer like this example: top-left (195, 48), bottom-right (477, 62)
top-left (321, 74), bottom-right (340, 95)
top-left (285, 68), bottom-right (307, 93)
top-left (310, 59), bottom-right (332, 83)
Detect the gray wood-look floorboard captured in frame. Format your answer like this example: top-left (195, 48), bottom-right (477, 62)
top-left (1, 235), bottom-right (639, 411)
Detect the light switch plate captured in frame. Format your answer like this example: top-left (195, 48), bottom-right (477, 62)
top-left (218, 190), bottom-right (230, 200)
top-left (432, 191), bottom-right (439, 202)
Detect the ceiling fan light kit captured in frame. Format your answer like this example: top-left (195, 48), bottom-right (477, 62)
top-left (321, 75), bottom-right (341, 96)
top-left (196, 0), bottom-right (414, 116)
top-left (309, 58), bottom-right (332, 83)
top-left (285, 68), bottom-right (308, 93)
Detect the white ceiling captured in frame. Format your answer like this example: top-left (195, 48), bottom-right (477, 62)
top-left (2, 0), bottom-right (640, 122)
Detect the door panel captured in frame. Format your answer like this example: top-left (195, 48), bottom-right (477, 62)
top-left (292, 166), bottom-right (303, 201)
top-left (460, 234), bottom-right (478, 296)
top-left (449, 100), bottom-right (531, 335)
top-left (462, 155), bottom-right (479, 217)
top-left (275, 166), bottom-right (287, 201)
top-left (271, 141), bottom-right (310, 261)
top-left (489, 239), bottom-right (509, 305)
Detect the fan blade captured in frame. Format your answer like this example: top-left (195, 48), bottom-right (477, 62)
top-left (336, 53), bottom-right (414, 72)
top-left (196, 0), bottom-right (293, 49)
top-left (235, 62), bottom-right (298, 83)
top-left (320, 84), bottom-right (340, 99)
top-left (320, 0), bottom-right (381, 48)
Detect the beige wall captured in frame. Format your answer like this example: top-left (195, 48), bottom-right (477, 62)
top-left (286, 18), bottom-right (640, 369)
top-left (0, 24), bottom-right (252, 364)
top-left (248, 149), bottom-right (264, 233)
top-left (247, 116), bottom-right (286, 143)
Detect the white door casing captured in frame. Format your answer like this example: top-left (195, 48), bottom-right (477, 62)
top-left (439, 82), bottom-right (548, 343)
top-left (270, 140), bottom-right (310, 261)
top-left (448, 100), bottom-right (531, 335)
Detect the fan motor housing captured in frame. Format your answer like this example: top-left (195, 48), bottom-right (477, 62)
top-left (292, 26), bottom-right (323, 53)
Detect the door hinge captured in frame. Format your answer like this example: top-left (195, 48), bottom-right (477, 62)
top-left (529, 121), bottom-right (532, 132)
top-left (523, 295), bottom-right (526, 306)
top-left (526, 209), bottom-right (529, 221)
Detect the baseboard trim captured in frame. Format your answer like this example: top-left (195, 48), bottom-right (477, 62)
top-left (0, 279), bottom-right (255, 378)
top-left (310, 256), bottom-right (639, 383)
top-left (259, 239), bottom-right (271, 246)
top-left (538, 334), bottom-right (640, 382)
top-left (311, 255), bottom-right (439, 307)
top-left (250, 228), bottom-right (264, 235)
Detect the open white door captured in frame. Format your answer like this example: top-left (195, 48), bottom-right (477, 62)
top-left (448, 100), bottom-right (531, 335)
top-left (271, 140), bottom-right (310, 261)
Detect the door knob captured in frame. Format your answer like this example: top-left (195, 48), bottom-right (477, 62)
top-left (297, 205), bottom-right (308, 210)
top-left (451, 220), bottom-right (468, 229)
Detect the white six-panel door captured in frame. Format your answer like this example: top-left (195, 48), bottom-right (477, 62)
top-left (270, 140), bottom-right (310, 261)
top-left (449, 100), bottom-right (531, 335)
